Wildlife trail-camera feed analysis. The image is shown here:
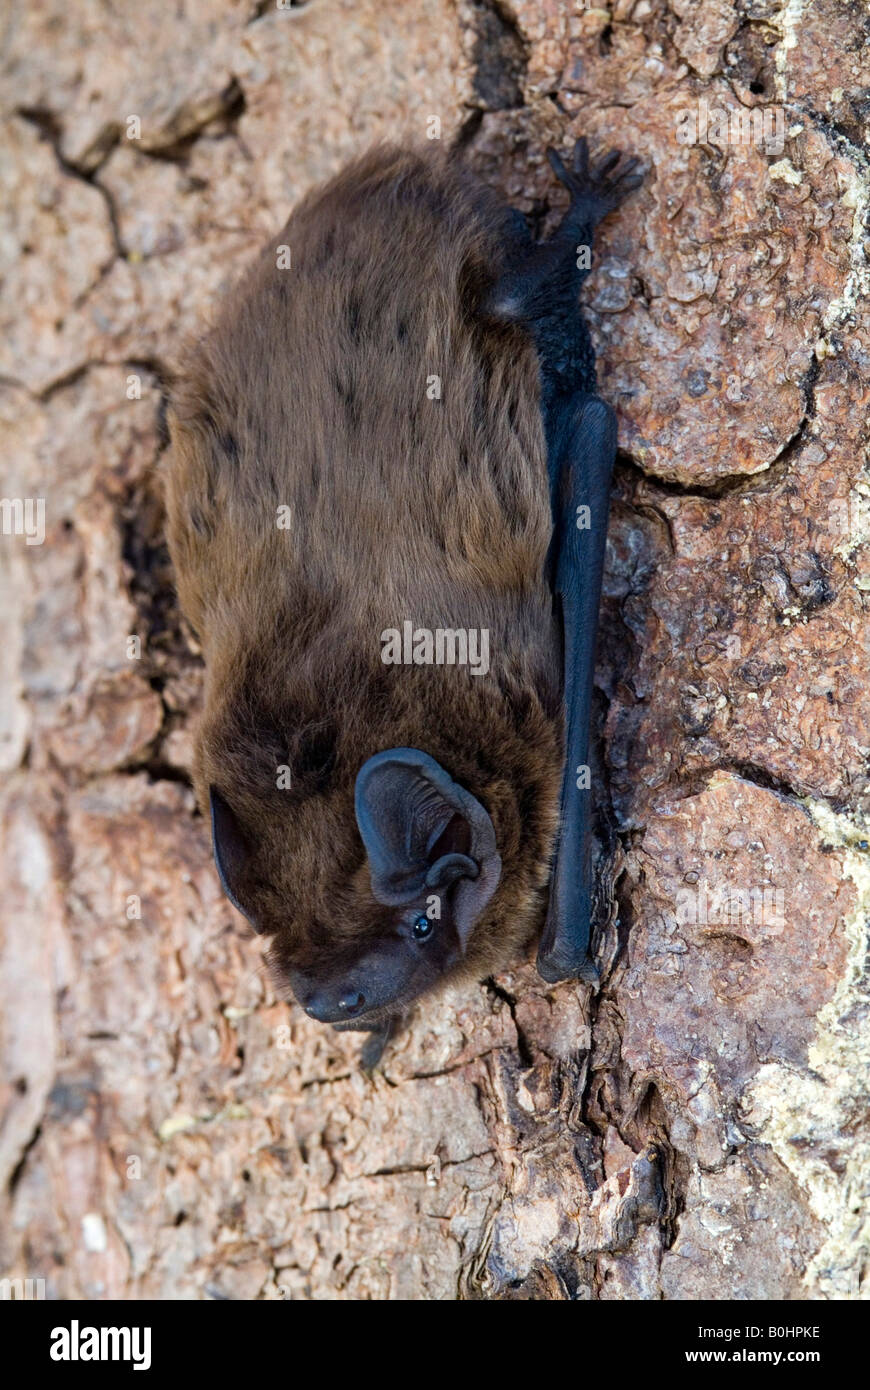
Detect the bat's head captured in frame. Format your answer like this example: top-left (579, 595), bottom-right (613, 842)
top-left (208, 747), bottom-right (504, 1027)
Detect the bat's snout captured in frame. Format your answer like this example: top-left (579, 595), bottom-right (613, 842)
top-left (287, 933), bottom-right (430, 1025)
top-left (302, 987), bottom-right (367, 1023)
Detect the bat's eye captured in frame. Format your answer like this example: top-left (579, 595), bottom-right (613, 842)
top-left (413, 914), bottom-right (434, 942)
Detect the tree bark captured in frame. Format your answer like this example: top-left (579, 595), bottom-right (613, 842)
top-left (1, 0), bottom-right (868, 1299)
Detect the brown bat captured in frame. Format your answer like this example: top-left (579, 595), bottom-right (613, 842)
top-left (165, 139), bottom-right (642, 1064)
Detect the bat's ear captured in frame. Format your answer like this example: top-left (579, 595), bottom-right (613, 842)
top-left (209, 786), bottom-right (263, 934)
top-left (354, 749), bottom-right (501, 950)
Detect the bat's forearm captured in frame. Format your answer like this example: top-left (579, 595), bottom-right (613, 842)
top-left (537, 396), bottom-right (617, 984)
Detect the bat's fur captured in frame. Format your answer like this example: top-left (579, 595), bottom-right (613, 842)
top-left (165, 144), bottom-right (564, 1011)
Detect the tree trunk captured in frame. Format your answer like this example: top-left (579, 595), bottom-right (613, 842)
top-left (1, 0), bottom-right (868, 1300)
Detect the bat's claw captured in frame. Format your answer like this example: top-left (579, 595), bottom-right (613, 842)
top-left (536, 945), bottom-right (600, 986)
top-left (547, 137), bottom-right (644, 218)
top-left (358, 1018), bottom-right (395, 1071)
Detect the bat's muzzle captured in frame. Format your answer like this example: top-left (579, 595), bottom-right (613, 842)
top-left (302, 988), bottom-right (368, 1023)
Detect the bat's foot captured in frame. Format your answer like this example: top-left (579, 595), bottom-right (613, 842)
top-left (546, 136), bottom-right (643, 227)
top-left (358, 1018), bottom-right (395, 1072)
top-left (482, 140), bottom-right (642, 394)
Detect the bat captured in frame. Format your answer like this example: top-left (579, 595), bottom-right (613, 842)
top-left (165, 138), bottom-right (642, 1065)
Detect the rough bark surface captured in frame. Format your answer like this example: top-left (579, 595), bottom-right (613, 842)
top-left (1, 0), bottom-right (869, 1300)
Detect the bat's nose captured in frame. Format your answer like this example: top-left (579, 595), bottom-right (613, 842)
top-left (338, 990), bottom-right (366, 1016)
top-left (303, 988), bottom-right (366, 1022)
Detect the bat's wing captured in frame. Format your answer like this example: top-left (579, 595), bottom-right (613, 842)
top-left (482, 137), bottom-right (641, 982)
top-left (536, 394), bottom-right (617, 983)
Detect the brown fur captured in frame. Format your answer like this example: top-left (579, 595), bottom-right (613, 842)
top-left (165, 143), bottom-right (563, 1004)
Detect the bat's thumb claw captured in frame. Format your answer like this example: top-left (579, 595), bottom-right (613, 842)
top-left (536, 946), bottom-right (600, 986)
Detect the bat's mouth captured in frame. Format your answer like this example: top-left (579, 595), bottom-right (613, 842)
top-left (331, 1013), bottom-right (386, 1032)
top-left (327, 990), bottom-right (407, 1031)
